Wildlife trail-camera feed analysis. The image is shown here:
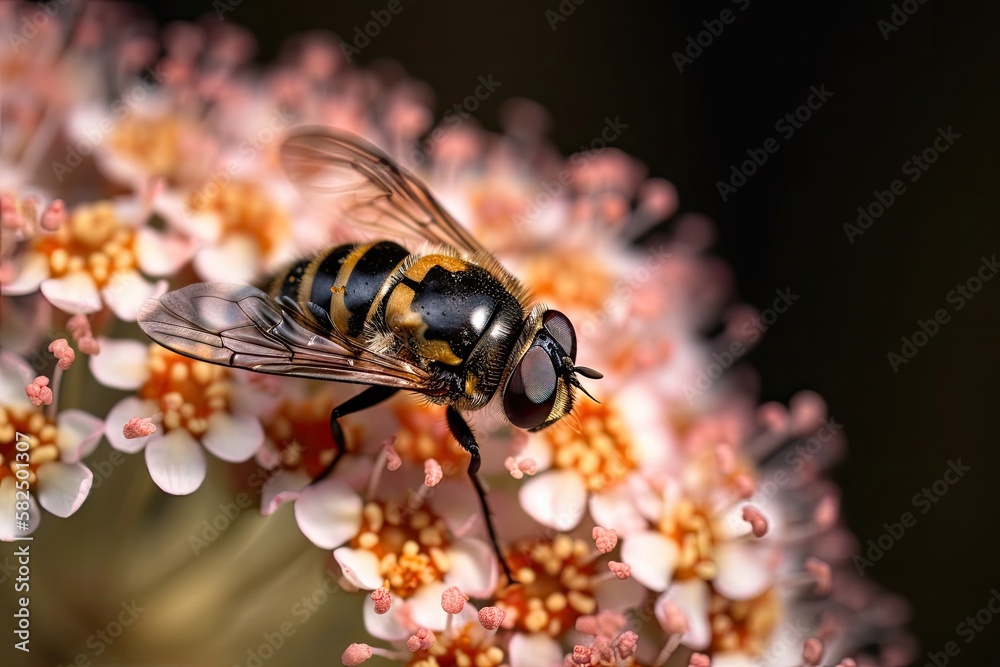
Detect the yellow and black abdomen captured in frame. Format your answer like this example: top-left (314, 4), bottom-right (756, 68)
top-left (381, 254), bottom-right (524, 407)
top-left (270, 240), bottom-right (410, 340)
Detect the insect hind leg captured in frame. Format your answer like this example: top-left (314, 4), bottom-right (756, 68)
top-left (311, 385), bottom-right (400, 485)
top-left (446, 405), bottom-right (518, 585)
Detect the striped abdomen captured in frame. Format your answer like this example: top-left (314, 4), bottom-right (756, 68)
top-left (270, 241), bottom-right (410, 340)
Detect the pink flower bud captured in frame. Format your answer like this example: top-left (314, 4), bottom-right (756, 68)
top-left (478, 606), bottom-right (506, 631)
top-left (689, 654), bottom-right (711, 667)
top-left (613, 631), bottom-right (638, 659)
top-left (805, 557), bottom-right (832, 595)
top-left (371, 588), bottom-right (391, 614)
top-left (77, 336), bottom-right (101, 355)
top-left (341, 643), bottom-right (372, 666)
top-left (123, 417), bottom-right (157, 439)
top-left (67, 314), bottom-right (92, 340)
top-left (802, 637), bottom-right (824, 666)
top-left (571, 645), bottom-right (592, 665)
top-left (385, 441), bottom-right (401, 471)
top-left (48, 339), bottom-right (76, 370)
top-left (656, 600), bottom-right (688, 635)
top-left (441, 586), bottom-right (466, 614)
top-left (608, 561), bottom-right (631, 580)
top-left (741, 505), bottom-right (769, 538)
top-left (424, 458), bottom-right (443, 487)
top-left (406, 627), bottom-right (435, 652)
top-left (25, 376), bottom-right (53, 407)
top-left (40, 200), bottom-right (66, 232)
top-left (592, 526), bottom-right (618, 554)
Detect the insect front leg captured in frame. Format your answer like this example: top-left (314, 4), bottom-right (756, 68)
top-left (446, 405), bottom-right (518, 585)
top-left (311, 386), bottom-right (400, 485)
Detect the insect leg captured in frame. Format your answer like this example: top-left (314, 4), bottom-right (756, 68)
top-left (446, 405), bottom-right (517, 585)
top-left (311, 385), bottom-right (400, 485)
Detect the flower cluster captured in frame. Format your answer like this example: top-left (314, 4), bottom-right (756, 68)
top-left (0, 3), bottom-right (912, 665)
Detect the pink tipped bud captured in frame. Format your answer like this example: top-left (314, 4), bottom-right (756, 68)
top-left (48, 339), bottom-right (76, 370)
top-left (592, 526), bottom-right (618, 554)
top-left (571, 645), bottom-right (592, 665)
top-left (371, 588), bottom-right (392, 614)
top-left (123, 417), bottom-right (157, 439)
top-left (613, 631), bottom-right (639, 659)
top-left (656, 600), bottom-right (688, 635)
top-left (741, 505), bottom-right (769, 538)
top-left (424, 458), bottom-right (443, 487)
top-left (504, 456), bottom-right (523, 479)
top-left (441, 586), bottom-right (466, 614)
top-left (406, 628), bottom-right (435, 652)
top-left (689, 654), bottom-right (711, 667)
top-left (385, 441), bottom-right (402, 471)
top-left (805, 557), bottom-right (832, 595)
top-left (608, 561), bottom-right (631, 580)
top-left (802, 637), bottom-right (824, 665)
top-left (575, 615), bottom-right (599, 636)
top-left (67, 314), bottom-right (93, 340)
top-left (715, 443), bottom-right (735, 474)
top-left (78, 336), bottom-right (101, 355)
top-left (341, 643), bottom-right (373, 666)
top-left (814, 494), bottom-right (839, 530)
top-left (40, 200), bottom-right (66, 232)
top-left (591, 637), bottom-right (613, 662)
top-left (518, 457), bottom-right (538, 475)
top-left (25, 376), bottom-right (53, 407)
top-left (478, 606), bottom-right (506, 631)
top-left (732, 473), bottom-right (756, 499)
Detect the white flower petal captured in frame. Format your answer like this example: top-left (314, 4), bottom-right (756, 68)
top-left (36, 462), bottom-right (93, 517)
top-left (193, 234), bottom-right (260, 283)
top-left (589, 485), bottom-right (648, 536)
top-left (101, 269), bottom-right (167, 321)
top-left (144, 430), bottom-right (207, 495)
top-left (0, 352), bottom-right (36, 406)
top-left (1, 251), bottom-right (49, 295)
top-left (519, 433), bottom-right (553, 471)
top-left (363, 596), bottom-right (411, 642)
top-left (40, 272), bottom-right (102, 314)
top-left (56, 409), bottom-right (105, 462)
top-left (444, 538), bottom-right (497, 598)
top-left (711, 655), bottom-right (758, 667)
top-left (620, 530), bottom-right (678, 592)
top-left (105, 397), bottom-right (159, 453)
top-left (616, 385), bottom-right (676, 469)
top-left (714, 541), bottom-right (775, 600)
top-left (293, 478), bottom-right (362, 549)
top-left (508, 633), bottom-right (564, 667)
top-left (260, 469), bottom-right (309, 516)
top-left (201, 411), bottom-right (264, 463)
top-left (660, 580), bottom-right (711, 650)
top-left (135, 227), bottom-right (198, 276)
top-left (89, 338), bottom-right (151, 390)
top-left (333, 547), bottom-right (384, 590)
top-left (0, 477), bottom-right (41, 541)
top-left (517, 469), bottom-right (587, 530)
top-left (407, 581), bottom-right (449, 631)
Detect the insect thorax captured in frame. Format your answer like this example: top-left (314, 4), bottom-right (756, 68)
top-left (270, 243), bottom-right (525, 409)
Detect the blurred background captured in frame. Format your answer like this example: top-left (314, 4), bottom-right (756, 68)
top-left (4, 0), bottom-right (1000, 663)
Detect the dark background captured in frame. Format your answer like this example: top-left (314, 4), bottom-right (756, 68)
top-left (132, 0), bottom-right (1000, 661)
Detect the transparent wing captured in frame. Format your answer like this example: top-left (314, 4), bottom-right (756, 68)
top-left (137, 283), bottom-right (443, 394)
top-left (280, 126), bottom-right (488, 256)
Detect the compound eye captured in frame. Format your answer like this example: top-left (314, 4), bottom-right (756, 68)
top-left (542, 310), bottom-right (576, 362)
top-left (503, 345), bottom-right (558, 429)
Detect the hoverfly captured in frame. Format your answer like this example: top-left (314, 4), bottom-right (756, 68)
top-left (137, 128), bottom-right (602, 582)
